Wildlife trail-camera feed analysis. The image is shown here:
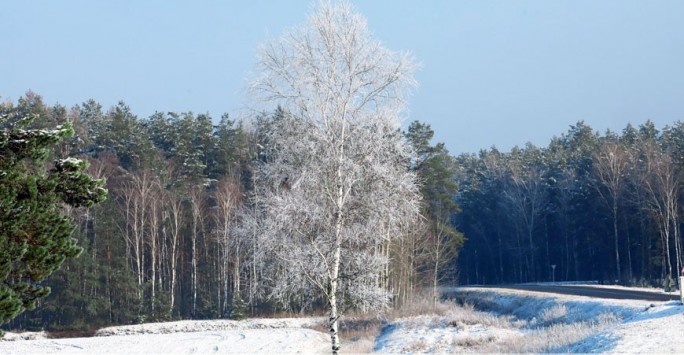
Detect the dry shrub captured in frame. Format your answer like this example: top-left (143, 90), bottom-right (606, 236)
top-left (471, 311), bottom-right (619, 353)
top-left (539, 304), bottom-right (568, 326)
top-left (338, 315), bottom-right (385, 353)
top-left (46, 329), bottom-right (98, 339)
top-left (342, 338), bottom-right (375, 354)
top-left (304, 313), bottom-right (385, 354)
top-left (454, 334), bottom-right (499, 348)
top-left (1, 331), bottom-right (48, 341)
top-left (400, 339), bottom-right (431, 353)
top-left (500, 316), bottom-right (615, 353)
top-left (384, 289), bottom-right (454, 319)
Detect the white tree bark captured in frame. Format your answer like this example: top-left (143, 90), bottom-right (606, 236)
top-left (213, 176), bottom-right (241, 316)
top-left (148, 180), bottom-right (162, 317)
top-left (165, 192), bottom-right (183, 317)
top-left (189, 186), bottom-right (205, 317)
top-left (120, 170), bottom-right (156, 307)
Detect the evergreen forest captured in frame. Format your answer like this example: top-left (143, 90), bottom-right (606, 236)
top-left (2, 91), bottom-right (684, 332)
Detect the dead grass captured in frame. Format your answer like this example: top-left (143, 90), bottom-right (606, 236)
top-left (304, 313), bottom-right (385, 354)
top-left (304, 290), bottom-right (456, 353)
top-left (383, 289), bottom-right (454, 319)
top-left (482, 313), bottom-right (619, 353)
top-left (46, 329), bottom-right (98, 339)
top-left (372, 289), bottom-right (622, 354)
top-left (302, 289), bottom-right (623, 353)
top-left (538, 304), bottom-right (568, 326)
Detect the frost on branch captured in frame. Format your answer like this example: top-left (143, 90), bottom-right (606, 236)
top-left (246, 1), bottom-right (421, 353)
top-left (51, 157), bottom-right (107, 208)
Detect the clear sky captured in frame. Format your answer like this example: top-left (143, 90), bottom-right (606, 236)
top-left (2, 0), bottom-right (684, 154)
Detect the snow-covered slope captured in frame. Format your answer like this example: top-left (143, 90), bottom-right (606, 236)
top-left (441, 285), bottom-right (684, 353)
top-left (568, 300), bottom-right (684, 353)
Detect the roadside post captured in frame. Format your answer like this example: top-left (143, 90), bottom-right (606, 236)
top-left (680, 267), bottom-right (684, 305)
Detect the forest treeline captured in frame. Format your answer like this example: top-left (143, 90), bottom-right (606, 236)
top-left (1, 92), bottom-right (461, 331)
top-left (4, 90), bottom-right (684, 332)
top-left (456, 120), bottom-right (684, 288)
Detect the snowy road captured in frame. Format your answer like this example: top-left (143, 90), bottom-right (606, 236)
top-left (454, 284), bottom-right (679, 302)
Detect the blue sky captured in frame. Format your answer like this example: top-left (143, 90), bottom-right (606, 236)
top-left (2, 1), bottom-right (684, 154)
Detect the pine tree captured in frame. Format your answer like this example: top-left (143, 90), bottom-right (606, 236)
top-left (406, 121), bottom-right (464, 301)
top-left (0, 114), bottom-right (107, 335)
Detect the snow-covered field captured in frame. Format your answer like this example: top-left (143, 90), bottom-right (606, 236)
top-left (2, 284), bottom-right (683, 354)
top-left (0, 318), bottom-right (331, 355)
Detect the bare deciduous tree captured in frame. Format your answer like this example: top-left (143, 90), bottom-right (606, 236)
top-left (592, 139), bottom-right (629, 280)
top-left (188, 185), bottom-right (206, 317)
top-left (640, 141), bottom-right (681, 280)
top-left (248, 2), bottom-right (420, 353)
top-left (119, 170), bottom-right (156, 306)
top-left (213, 175), bottom-right (242, 316)
top-left (503, 146), bottom-right (547, 282)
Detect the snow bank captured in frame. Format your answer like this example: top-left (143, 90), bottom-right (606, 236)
top-left (566, 300), bottom-right (684, 353)
top-left (95, 316), bottom-right (323, 336)
top-left (1, 331), bottom-right (47, 341)
top-left (450, 286), bottom-right (646, 323)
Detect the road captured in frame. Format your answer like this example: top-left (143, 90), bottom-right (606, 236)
top-left (450, 284), bottom-right (680, 302)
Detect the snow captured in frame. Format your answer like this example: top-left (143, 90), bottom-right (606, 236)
top-left (3, 284), bottom-right (684, 353)
top-left (1, 331), bottom-right (47, 341)
top-left (0, 328), bottom-right (330, 354)
top-left (568, 300), bottom-right (684, 353)
top-left (444, 285), bottom-right (684, 353)
top-left (373, 314), bottom-right (523, 353)
top-left (56, 157), bottom-right (83, 165)
top-left (525, 280), bottom-right (679, 295)
top-left (1, 318), bottom-right (330, 355)
top-left (94, 317), bottom-right (321, 336)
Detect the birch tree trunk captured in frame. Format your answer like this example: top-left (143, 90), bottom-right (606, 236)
top-left (214, 176), bottom-right (240, 317)
top-left (166, 193), bottom-right (183, 317)
top-left (148, 182), bottom-right (161, 317)
top-left (189, 186), bottom-right (205, 317)
top-left (120, 170), bottom-right (155, 309)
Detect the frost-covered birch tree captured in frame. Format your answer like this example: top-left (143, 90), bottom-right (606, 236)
top-left (248, 2), bottom-right (420, 353)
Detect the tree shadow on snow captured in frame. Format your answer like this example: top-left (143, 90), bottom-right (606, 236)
top-left (372, 323), bottom-right (397, 352)
top-left (551, 331), bottom-right (619, 353)
top-left (622, 301), bottom-right (683, 324)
